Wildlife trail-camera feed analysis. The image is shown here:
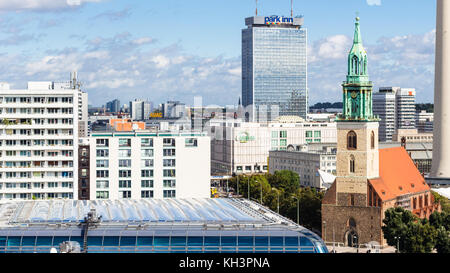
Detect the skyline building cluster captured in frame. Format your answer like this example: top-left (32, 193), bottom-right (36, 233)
top-left (0, 1), bottom-right (447, 255)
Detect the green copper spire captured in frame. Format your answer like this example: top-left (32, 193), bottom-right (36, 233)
top-left (339, 16), bottom-right (377, 122)
top-left (347, 17), bottom-right (369, 84)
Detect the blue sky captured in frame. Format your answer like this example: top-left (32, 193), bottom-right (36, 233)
top-left (0, 0), bottom-right (437, 106)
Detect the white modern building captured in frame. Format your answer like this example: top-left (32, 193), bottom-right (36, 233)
top-left (373, 87), bottom-right (416, 141)
top-left (82, 131), bottom-right (210, 200)
top-left (210, 118), bottom-right (337, 175)
top-left (0, 79), bottom-right (84, 201)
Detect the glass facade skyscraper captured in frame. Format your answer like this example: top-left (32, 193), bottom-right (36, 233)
top-left (242, 16), bottom-right (307, 122)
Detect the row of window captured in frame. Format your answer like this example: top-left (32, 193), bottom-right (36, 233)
top-left (96, 180), bottom-right (175, 189)
top-left (95, 190), bottom-right (175, 199)
top-left (96, 159), bottom-right (174, 169)
top-left (0, 192), bottom-right (73, 200)
top-left (0, 129), bottom-right (73, 136)
top-left (0, 182), bottom-right (73, 189)
top-left (0, 97), bottom-right (73, 103)
top-left (0, 140), bottom-right (73, 146)
top-left (0, 171), bottom-right (73, 179)
top-left (96, 169), bottom-right (175, 178)
top-left (0, 235), bottom-right (318, 249)
top-left (96, 149), bottom-right (155, 158)
top-left (96, 138), bottom-right (198, 148)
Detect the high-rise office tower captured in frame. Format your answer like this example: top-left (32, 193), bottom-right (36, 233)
top-left (373, 87), bottom-right (416, 141)
top-left (242, 15), bottom-right (307, 122)
top-left (130, 100), bottom-right (153, 121)
top-left (106, 99), bottom-right (121, 113)
top-left (373, 88), bottom-right (396, 142)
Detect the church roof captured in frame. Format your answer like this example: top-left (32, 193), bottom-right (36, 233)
top-left (369, 147), bottom-right (430, 202)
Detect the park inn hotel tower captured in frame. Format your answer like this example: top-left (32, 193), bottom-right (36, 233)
top-left (242, 15), bottom-right (307, 122)
top-left (321, 17), bottom-right (439, 247)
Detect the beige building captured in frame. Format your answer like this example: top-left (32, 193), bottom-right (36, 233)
top-left (392, 128), bottom-right (433, 143)
top-left (269, 145), bottom-right (336, 190)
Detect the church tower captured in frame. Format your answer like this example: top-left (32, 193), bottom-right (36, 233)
top-left (335, 17), bottom-right (379, 207)
top-left (322, 17), bottom-right (381, 247)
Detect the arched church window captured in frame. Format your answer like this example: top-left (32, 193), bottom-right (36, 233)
top-left (347, 131), bottom-right (357, 150)
top-left (350, 155), bottom-right (356, 173)
top-left (352, 56), bottom-right (359, 74)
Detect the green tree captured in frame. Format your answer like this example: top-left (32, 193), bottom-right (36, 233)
top-left (429, 211), bottom-right (450, 253)
top-left (435, 227), bottom-right (450, 253)
top-left (267, 170), bottom-right (300, 194)
top-left (383, 207), bottom-right (437, 253)
top-left (229, 171), bottom-right (323, 232)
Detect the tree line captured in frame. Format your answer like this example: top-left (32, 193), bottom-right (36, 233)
top-left (229, 170), bottom-right (323, 234)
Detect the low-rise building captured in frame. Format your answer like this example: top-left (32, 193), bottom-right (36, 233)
top-left (79, 130), bottom-right (210, 200)
top-left (392, 128), bottom-right (433, 143)
top-left (210, 119), bottom-right (337, 175)
top-left (269, 145), bottom-right (336, 190)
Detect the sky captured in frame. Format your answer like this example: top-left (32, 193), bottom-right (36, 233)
top-left (0, 0), bottom-right (438, 106)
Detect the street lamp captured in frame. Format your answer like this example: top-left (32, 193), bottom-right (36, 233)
top-left (394, 236), bottom-right (401, 253)
top-left (272, 188), bottom-right (280, 214)
top-left (259, 179), bottom-right (263, 205)
top-left (292, 196), bottom-right (300, 225)
top-left (247, 176), bottom-right (250, 200)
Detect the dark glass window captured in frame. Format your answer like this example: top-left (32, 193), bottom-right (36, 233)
top-left (270, 237), bottom-right (283, 246)
top-left (221, 237), bottom-right (237, 246)
top-left (87, 236), bottom-right (103, 246)
top-left (255, 236), bottom-right (269, 246)
top-left (120, 237), bottom-right (136, 246)
top-left (187, 237), bottom-right (203, 246)
top-left (285, 237), bottom-right (299, 246)
top-left (153, 237), bottom-right (169, 246)
top-left (204, 236), bottom-right (220, 246)
top-left (347, 131), bottom-right (357, 150)
top-left (21, 237), bottom-right (36, 246)
top-left (238, 236), bottom-right (253, 246)
top-left (136, 237), bottom-right (153, 246)
top-left (171, 237), bottom-right (187, 246)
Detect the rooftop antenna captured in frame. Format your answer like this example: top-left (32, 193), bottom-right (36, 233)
top-left (291, 0), bottom-right (293, 17)
top-left (256, 0), bottom-right (258, 16)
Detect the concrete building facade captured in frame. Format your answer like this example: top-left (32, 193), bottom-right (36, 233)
top-left (0, 80), bottom-right (82, 201)
top-left (269, 146), bottom-right (336, 190)
top-left (81, 131), bottom-right (210, 200)
top-left (210, 120), bottom-right (337, 175)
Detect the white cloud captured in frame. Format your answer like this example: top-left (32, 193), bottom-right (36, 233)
top-left (0, 32), bottom-right (241, 106)
top-left (367, 0), bottom-right (381, 6)
top-left (308, 30), bottom-right (436, 104)
top-left (0, 0), bottom-right (106, 11)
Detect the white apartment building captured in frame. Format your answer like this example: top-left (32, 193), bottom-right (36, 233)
top-left (209, 119), bottom-right (337, 175)
top-left (374, 87), bottom-right (416, 141)
top-left (83, 131), bottom-right (210, 200)
top-left (0, 80), bottom-right (83, 201)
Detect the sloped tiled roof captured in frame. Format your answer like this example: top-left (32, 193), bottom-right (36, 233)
top-left (369, 147), bottom-right (430, 201)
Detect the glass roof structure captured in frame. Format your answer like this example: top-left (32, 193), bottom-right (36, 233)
top-left (0, 198), bottom-right (328, 253)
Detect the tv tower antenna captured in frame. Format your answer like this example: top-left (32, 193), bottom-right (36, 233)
top-left (255, 0), bottom-right (258, 16)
